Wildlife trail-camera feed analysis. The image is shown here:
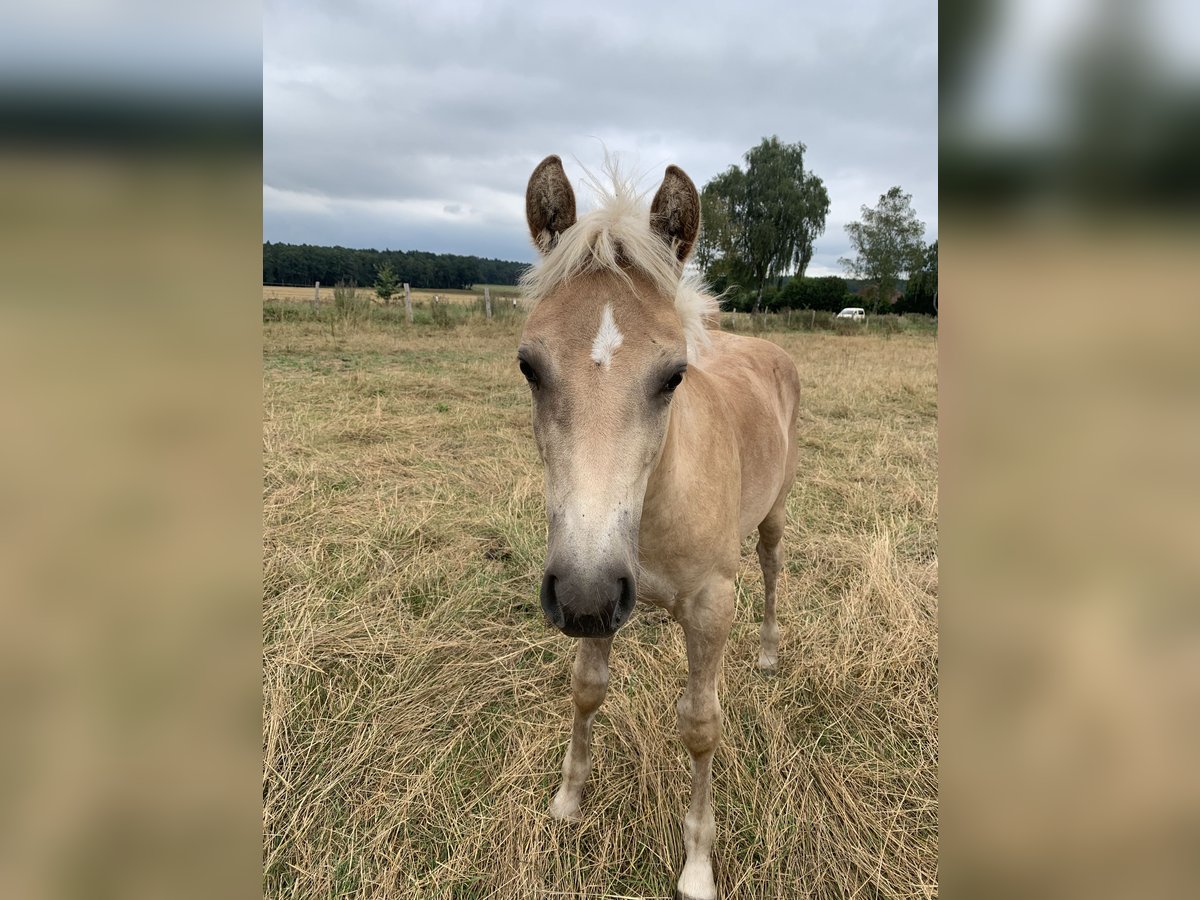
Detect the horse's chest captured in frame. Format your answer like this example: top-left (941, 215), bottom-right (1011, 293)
top-left (633, 561), bottom-right (680, 614)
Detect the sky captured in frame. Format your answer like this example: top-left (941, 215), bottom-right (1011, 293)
top-left (263, 0), bottom-right (937, 275)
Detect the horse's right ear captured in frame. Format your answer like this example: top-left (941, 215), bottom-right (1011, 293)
top-left (526, 155), bottom-right (577, 254)
top-left (649, 165), bottom-right (701, 264)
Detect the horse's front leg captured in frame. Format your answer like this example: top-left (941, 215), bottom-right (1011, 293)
top-left (550, 636), bottom-right (612, 820)
top-left (675, 578), bottom-right (734, 900)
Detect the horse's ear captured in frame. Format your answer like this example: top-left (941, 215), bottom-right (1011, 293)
top-left (649, 165), bottom-right (701, 264)
top-left (526, 155), bottom-right (577, 254)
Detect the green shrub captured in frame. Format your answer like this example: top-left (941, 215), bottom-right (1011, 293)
top-left (778, 275), bottom-right (849, 311)
top-left (721, 288), bottom-right (752, 313)
top-left (759, 284), bottom-right (780, 311)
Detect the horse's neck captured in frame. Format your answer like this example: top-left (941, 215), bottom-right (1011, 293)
top-left (636, 384), bottom-right (715, 607)
top-left (641, 368), bottom-right (742, 539)
top-left (643, 383), bottom-right (697, 521)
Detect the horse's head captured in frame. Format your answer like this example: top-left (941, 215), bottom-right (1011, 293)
top-left (517, 156), bottom-right (703, 638)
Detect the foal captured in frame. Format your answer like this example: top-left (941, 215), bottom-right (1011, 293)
top-left (518, 156), bottom-right (800, 900)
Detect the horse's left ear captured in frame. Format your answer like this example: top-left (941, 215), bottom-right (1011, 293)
top-left (650, 165), bottom-right (701, 264)
top-left (526, 155), bottom-right (577, 254)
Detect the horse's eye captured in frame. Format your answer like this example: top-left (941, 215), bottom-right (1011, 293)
top-left (664, 370), bottom-right (684, 393)
top-left (518, 359), bottom-right (538, 385)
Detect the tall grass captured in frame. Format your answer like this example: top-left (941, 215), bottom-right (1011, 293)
top-left (263, 316), bottom-right (938, 899)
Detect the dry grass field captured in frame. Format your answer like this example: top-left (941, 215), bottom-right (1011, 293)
top-left (264, 284), bottom-right (520, 306)
top-left (263, 312), bottom-right (938, 899)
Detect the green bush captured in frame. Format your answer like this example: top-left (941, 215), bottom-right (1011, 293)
top-left (719, 288), bottom-right (749, 313)
top-left (778, 275), bottom-right (849, 311)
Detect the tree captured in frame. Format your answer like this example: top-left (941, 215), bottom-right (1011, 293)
top-left (374, 262), bottom-right (400, 304)
top-left (895, 240), bottom-right (938, 316)
top-left (840, 187), bottom-right (926, 313)
top-left (698, 136), bottom-right (830, 313)
top-left (695, 184), bottom-right (738, 276)
top-left (778, 275), bottom-right (850, 312)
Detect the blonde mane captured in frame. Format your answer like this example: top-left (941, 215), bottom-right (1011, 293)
top-left (519, 160), bottom-right (720, 360)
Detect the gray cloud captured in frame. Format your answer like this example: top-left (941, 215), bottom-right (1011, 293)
top-left (265, 0), bottom-right (937, 273)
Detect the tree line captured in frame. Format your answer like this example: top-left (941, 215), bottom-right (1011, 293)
top-left (698, 135), bottom-right (936, 316)
top-left (262, 242), bottom-right (527, 290)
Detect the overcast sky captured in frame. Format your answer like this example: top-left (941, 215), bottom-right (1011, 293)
top-left (264, 0), bottom-right (937, 275)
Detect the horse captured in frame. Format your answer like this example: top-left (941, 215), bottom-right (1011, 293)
top-left (517, 155), bottom-right (800, 900)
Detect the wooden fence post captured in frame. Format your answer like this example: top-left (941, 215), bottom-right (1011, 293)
top-left (313, 281), bottom-right (320, 312)
top-left (404, 283), bottom-right (412, 324)
top-left (484, 286), bottom-right (492, 319)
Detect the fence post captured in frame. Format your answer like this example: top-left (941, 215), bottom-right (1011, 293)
top-left (313, 281), bottom-right (320, 312)
top-left (404, 283), bottom-right (412, 324)
top-left (484, 286), bottom-right (492, 320)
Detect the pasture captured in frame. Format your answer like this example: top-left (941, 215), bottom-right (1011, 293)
top-left (263, 311), bottom-right (938, 899)
top-left (264, 284), bottom-right (521, 307)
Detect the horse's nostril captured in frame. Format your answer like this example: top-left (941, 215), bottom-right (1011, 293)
top-left (540, 573), bottom-right (565, 629)
top-left (610, 576), bottom-right (636, 629)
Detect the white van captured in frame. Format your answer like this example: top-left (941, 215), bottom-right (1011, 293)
top-left (836, 307), bottom-right (866, 320)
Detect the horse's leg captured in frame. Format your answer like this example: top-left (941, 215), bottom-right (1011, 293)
top-left (675, 578), bottom-right (734, 900)
top-left (549, 636), bottom-right (612, 820)
top-left (756, 498), bottom-right (787, 672)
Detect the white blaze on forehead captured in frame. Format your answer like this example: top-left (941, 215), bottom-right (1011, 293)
top-left (590, 303), bottom-right (624, 369)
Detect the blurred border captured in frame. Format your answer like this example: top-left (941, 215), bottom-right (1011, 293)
top-left (0, 6), bottom-right (263, 899)
top-left (942, 2), bottom-right (1200, 898)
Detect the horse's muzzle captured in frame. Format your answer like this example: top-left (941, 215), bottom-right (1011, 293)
top-left (540, 564), bottom-right (636, 638)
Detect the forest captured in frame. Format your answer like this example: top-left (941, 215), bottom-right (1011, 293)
top-left (263, 242), bottom-right (527, 289)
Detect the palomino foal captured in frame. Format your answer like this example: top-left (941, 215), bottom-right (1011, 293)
top-left (518, 156), bottom-right (800, 900)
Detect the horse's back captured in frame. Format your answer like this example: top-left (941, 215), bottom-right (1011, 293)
top-left (698, 330), bottom-right (800, 536)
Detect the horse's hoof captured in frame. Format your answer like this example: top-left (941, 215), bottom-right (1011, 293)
top-left (757, 653), bottom-right (778, 674)
top-left (549, 794), bottom-right (582, 821)
top-left (677, 864), bottom-right (717, 900)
